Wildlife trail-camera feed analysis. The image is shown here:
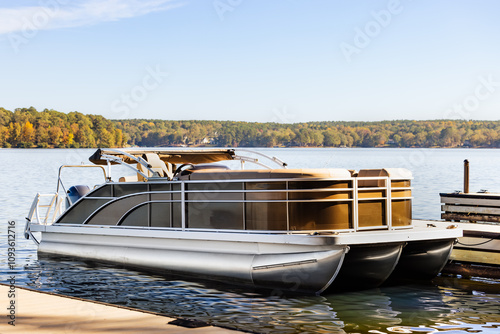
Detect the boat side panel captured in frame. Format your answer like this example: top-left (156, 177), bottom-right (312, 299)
top-left (37, 231), bottom-right (340, 254)
top-left (39, 242), bottom-right (255, 282)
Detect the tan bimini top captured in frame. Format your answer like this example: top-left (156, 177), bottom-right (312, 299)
top-left (89, 148), bottom-right (236, 165)
top-left (89, 148), bottom-right (411, 182)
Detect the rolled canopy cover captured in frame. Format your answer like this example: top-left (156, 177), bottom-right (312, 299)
top-left (89, 148), bottom-right (236, 165)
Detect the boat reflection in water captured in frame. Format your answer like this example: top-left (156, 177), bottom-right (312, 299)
top-left (25, 148), bottom-right (461, 294)
top-left (24, 255), bottom-right (500, 334)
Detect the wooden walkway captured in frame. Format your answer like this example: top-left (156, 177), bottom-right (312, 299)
top-left (0, 284), bottom-right (241, 333)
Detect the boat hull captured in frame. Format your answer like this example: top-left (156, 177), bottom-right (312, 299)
top-left (330, 243), bottom-right (404, 290)
top-left (390, 238), bottom-right (456, 280)
top-left (413, 220), bottom-right (500, 277)
top-left (36, 228), bottom-right (347, 294)
top-left (31, 221), bottom-right (461, 294)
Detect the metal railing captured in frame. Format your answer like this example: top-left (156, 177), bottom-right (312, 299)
top-left (25, 164), bottom-right (108, 243)
top-left (27, 193), bottom-right (64, 225)
top-left (24, 193), bottom-right (64, 244)
top-left (65, 175), bottom-right (412, 233)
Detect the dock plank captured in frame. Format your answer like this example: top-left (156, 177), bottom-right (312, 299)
top-left (450, 249), bottom-right (500, 266)
top-left (442, 213), bottom-right (500, 223)
top-left (442, 204), bottom-right (500, 216)
top-left (0, 284), bottom-right (240, 334)
top-left (441, 196), bottom-right (500, 207)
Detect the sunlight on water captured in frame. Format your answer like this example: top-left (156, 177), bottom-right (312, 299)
top-left (1, 148), bottom-right (499, 333)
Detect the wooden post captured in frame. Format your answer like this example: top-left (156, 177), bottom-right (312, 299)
top-left (464, 159), bottom-right (469, 194)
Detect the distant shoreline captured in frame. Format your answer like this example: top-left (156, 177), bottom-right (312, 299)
top-left (2, 107), bottom-right (499, 149)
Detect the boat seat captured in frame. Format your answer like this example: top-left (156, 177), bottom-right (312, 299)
top-left (119, 175), bottom-right (139, 182)
top-left (357, 168), bottom-right (412, 187)
top-left (357, 169), bottom-right (389, 187)
top-left (137, 153), bottom-right (173, 181)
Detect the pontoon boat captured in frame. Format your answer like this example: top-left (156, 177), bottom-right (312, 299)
top-left (25, 148), bottom-right (462, 294)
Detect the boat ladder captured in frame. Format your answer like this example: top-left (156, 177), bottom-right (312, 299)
top-left (24, 193), bottom-right (64, 245)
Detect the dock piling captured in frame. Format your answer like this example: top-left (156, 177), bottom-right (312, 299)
top-left (464, 159), bottom-right (469, 194)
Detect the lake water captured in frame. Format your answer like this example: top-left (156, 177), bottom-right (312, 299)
top-left (1, 148), bottom-right (499, 333)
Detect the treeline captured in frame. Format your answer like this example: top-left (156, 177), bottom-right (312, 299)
top-left (0, 107), bottom-right (125, 148)
top-left (116, 119), bottom-right (500, 148)
top-left (1, 107), bottom-right (499, 148)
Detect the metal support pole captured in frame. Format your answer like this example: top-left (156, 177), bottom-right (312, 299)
top-left (464, 159), bottom-right (469, 194)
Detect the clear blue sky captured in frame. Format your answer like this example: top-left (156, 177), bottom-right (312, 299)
top-left (1, 0), bottom-right (499, 122)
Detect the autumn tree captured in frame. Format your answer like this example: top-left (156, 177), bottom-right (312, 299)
top-left (20, 121), bottom-right (35, 147)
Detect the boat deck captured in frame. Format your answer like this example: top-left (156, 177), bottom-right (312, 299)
top-left (0, 284), bottom-right (241, 333)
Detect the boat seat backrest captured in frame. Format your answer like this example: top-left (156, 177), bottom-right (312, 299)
top-left (119, 175), bottom-right (139, 182)
top-left (137, 153), bottom-right (173, 181)
top-left (357, 169), bottom-right (388, 187)
top-left (356, 168), bottom-right (412, 188)
top-left (182, 168), bottom-right (352, 180)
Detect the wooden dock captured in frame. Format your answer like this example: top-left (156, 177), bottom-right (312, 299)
top-left (438, 191), bottom-right (500, 278)
top-left (0, 284), bottom-right (242, 333)
top-left (441, 192), bottom-right (500, 223)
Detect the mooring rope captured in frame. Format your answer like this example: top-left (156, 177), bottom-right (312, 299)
top-left (457, 238), bottom-right (496, 247)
